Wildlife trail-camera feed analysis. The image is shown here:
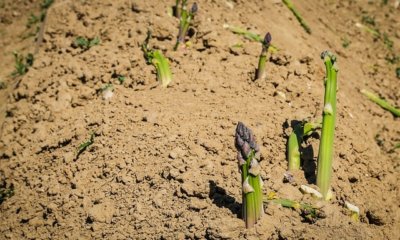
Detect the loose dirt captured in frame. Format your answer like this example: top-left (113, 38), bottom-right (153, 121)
top-left (0, 0), bottom-right (399, 239)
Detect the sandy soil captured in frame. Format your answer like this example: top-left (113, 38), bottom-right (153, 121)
top-left (0, 0), bottom-right (399, 239)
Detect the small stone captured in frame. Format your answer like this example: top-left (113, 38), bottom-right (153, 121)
top-left (169, 147), bottom-right (184, 159)
top-left (87, 201), bottom-right (116, 223)
top-left (142, 113), bottom-right (158, 124)
top-left (189, 198), bottom-right (208, 211)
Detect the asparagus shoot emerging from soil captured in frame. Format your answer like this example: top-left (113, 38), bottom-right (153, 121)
top-left (256, 33), bottom-right (272, 80)
top-left (316, 51), bottom-right (338, 200)
top-left (12, 52), bottom-right (34, 77)
top-left (73, 36), bottom-right (100, 50)
top-left (76, 132), bottom-right (95, 158)
top-left (360, 89), bottom-right (400, 117)
top-left (282, 0), bottom-right (311, 34)
top-left (235, 122), bottom-right (263, 228)
top-left (174, 2), bottom-right (197, 50)
top-left (288, 131), bottom-right (301, 171)
top-left (288, 121), bottom-right (321, 170)
top-left (142, 31), bottom-right (173, 87)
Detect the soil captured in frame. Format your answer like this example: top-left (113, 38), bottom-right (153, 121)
top-left (0, 0), bottom-right (399, 239)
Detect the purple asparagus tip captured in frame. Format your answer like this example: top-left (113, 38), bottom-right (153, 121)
top-left (191, 2), bottom-right (198, 14)
top-left (263, 32), bottom-right (272, 46)
top-left (235, 122), bottom-right (260, 163)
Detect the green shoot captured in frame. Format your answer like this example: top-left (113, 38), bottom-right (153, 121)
top-left (223, 24), bottom-right (278, 53)
top-left (264, 194), bottom-right (325, 223)
top-left (142, 31), bottom-right (173, 87)
top-left (73, 36), bottom-right (100, 50)
top-left (355, 22), bottom-right (380, 38)
top-left (26, 14), bottom-right (40, 28)
top-left (361, 15), bottom-right (375, 26)
top-left (360, 89), bottom-right (400, 117)
top-left (100, 83), bottom-right (113, 92)
top-left (391, 143), bottom-right (400, 152)
top-left (288, 120), bottom-right (321, 170)
top-left (282, 0), bottom-right (311, 34)
top-left (235, 122), bottom-right (263, 228)
top-left (342, 37), bottom-right (351, 48)
top-left (256, 33), bottom-right (271, 80)
top-left (41, 0), bottom-right (54, 9)
top-left (383, 33), bottom-right (393, 50)
top-left (0, 184), bottom-right (14, 205)
top-left (76, 132), bottom-right (95, 158)
top-left (0, 81), bottom-right (6, 90)
top-left (117, 75), bottom-right (125, 84)
top-left (288, 131), bottom-right (301, 170)
top-left (316, 51), bottom-right (338, 200)
top-left (174, 2), bottom-right (197, 50)
top-left (12, 52), bottom-right (34, 77)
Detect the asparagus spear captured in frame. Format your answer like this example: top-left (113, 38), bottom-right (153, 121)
top-left (235, 122), bottom-right (263, 228)
top-left (142, 31), bottom-right (173, 87)
top-left (360, 89), bottom-right (400, 117)
top-left (282, 0), bottom-right (311, 34)
top-left (288, 120), bottom-right (321, 171)
top-left (288, 131), bottom-right (301, 170)
top-left (256, 33), bottom-right (272, 80)
top-left (174, 2), bottom-right (197, 50)
top-left (316, 51), bottom-right (338, 200)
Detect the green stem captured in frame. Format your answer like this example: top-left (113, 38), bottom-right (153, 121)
top-left (316, 51), bottom-right (338, 200)
top-left (282, 0), bottom-right (311, 34)
top-left (256, 49), bottom-right (268, 80)
top-left (241, 150), bottom-right (263, 228)
top-left (288, 131), bottom-right (301, 170)
top-left (360, 89), bottom-right (400, 117)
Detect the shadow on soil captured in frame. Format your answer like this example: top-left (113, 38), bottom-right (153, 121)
top-left (209, 181), bottom-right (241, 218)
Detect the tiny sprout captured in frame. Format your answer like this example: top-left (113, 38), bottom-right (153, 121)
top-left (256, 32), bottom-right (272, 80)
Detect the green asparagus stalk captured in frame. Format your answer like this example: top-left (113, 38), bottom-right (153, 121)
top-left (235, 122), bottom-right (263, 228)
top-left (282, 0), bottom-right (311, 34)
top-left (288, 131), bottom-right (301, 170)
top-left (256, 33), bottom-right (271, 80)
top-left (360, 89), bottom-right (400, 117)
top-left (174, 2), bottom-right (197, 50)
top-left (142, 31), bottom-right (173, 87)
top-left (316, 51), bottom-right (338, 200)
top-left (288, 120), bottom-right (321, 171)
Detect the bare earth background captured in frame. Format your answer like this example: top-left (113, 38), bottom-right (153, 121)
top-left (0, 0), bottom-right (399, 239)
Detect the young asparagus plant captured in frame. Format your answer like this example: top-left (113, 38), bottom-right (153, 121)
top-left (288, 130), bottom-right (301, 171)
top-left (256, 33), bottom-right (272, 80)
top-left (174, 2), bottom-right (197, 50)
top-left (282, 0), bottom-right (311, 34)
top-left (360, 89), bottom-right (400, 117)
top-left (316, 51), bottom-right (338, 200)
top-left (235, 122), bottom-right (263, 228)
top-left (288, 120), bottom-right (321, 171)
top-left (142, 31), bottom-right (173, 87)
